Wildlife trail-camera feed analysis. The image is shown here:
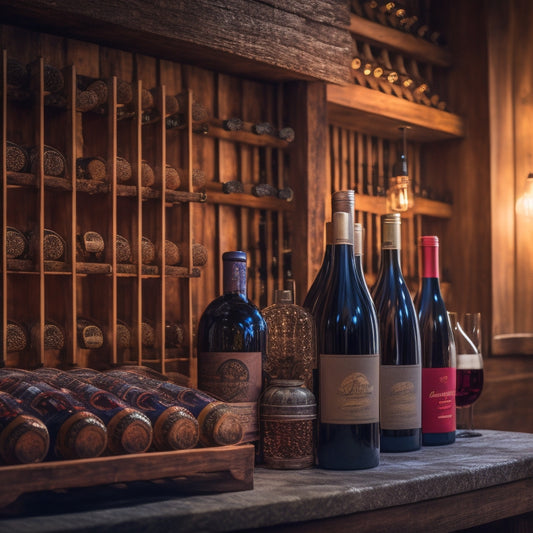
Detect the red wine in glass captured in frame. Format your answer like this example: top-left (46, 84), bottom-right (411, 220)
top-left (456, 368), bottom-right (484, 408)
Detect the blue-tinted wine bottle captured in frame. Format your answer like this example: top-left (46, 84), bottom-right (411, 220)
top-left (317, 192), bottom-right (380, 470)
top-left (415, 236), bottom-right (456, 445)
top-left (372, 213), bottom-right (421, 452)
top-left (197, 251), bottom-right (267, 444)
top-left (303, 221), bottom-right (332, 314)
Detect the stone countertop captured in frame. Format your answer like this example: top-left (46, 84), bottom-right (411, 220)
top-left (1, 430), bottom-right (533, 533)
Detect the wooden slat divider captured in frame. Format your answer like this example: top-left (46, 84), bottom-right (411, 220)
top-left (65, 64), bottom-right (78, 366)
top-left (183, 88), bottom-right (195, 381)
top-left (264, 145), bottom-right (275, 304)
top-left (276, 83), bottom-right (286, 294)
top-left (33, 58), bottom-right (45, 367)
top-left (157, 84), bottom-right (167, 374)
top-left (132, 79), bottom-right (143, 367)
top-left (1, 50), bottom-right (7, 364)
top-left (107, 76), bottom-right (119, 367)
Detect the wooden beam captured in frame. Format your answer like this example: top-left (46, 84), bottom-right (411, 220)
top-left (0, 0), bottom-right (353, 85)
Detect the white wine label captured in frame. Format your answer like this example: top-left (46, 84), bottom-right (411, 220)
top-left (320, 353), bottom-right (379, 424)
top-left (380, 364), bottom-right (421, 430)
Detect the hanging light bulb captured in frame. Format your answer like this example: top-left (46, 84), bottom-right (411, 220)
top-left (516, 173), bottom-right (533, 218)
top-left (387, 126), bottom-right (414, 212)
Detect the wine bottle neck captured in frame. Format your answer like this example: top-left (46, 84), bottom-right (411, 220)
top-left (380, 248), bottom-right (402, 270)
top-left (222, 252), bottom-right (247, 296)
top-left (420, 244), bottom-right (440, 278)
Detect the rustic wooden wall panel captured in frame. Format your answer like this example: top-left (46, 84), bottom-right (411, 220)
top-left (0, 0), bottom-right (352, 85)
top-left (511, 0), bottom-right (533, 334)
top-left (1, 23), bottom-right (300, 383)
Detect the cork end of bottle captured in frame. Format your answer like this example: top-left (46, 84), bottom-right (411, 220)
top-left (203, 404), bottom-right (244, 447)
top-left (108, 409), bottom-right (153, 455)
top-left (1, 416), bottom-right (50, 464)
top-left (213, 415), bottom-right (244, 446)
top-left (59, 412), bottom-right (108, 459)
top-left (155, 407), bottom-right (199, 450)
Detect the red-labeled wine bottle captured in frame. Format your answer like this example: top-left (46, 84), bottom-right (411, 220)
top-left (316, 193), bottom-right (380, 470)
top-left (415, 235), bottom-right (456, 445)
top-left (197, 251), bottom-right (267, 444)
top-left (372, 213), bottom-right (421, 452)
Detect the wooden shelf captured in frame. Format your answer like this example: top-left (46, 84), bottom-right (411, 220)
top-left (349, 14), bottom-right (452, 67)
top-left (355, 194), bottom-right (452, 218)
top-left (6, 172), bottom-right (206, 204)
top-left (492, 334), bottom-right (533, 356)
top-left (205, 122), bottom-right (291, 149)
top-left (327, 84), bottom-right (464, 142)
top-left (0, 444), bottom-right (255, 508)
top-left (206, 183), bottom-right (295, 212)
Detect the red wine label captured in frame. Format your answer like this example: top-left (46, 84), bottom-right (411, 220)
top-left (198, 351), bottom-right (262, 442)
top-left (422, 367), bottom-right (456, 433)
top-left (380, 364), bottom-right (421, 430)
top-left (319, 354), bottom-right (379, 424)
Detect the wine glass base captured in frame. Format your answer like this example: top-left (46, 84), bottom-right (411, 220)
top-left (456, 430), bottom-right (482, 438)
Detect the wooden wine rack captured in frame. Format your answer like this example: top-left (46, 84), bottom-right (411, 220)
top-left (0, 51), bottom-right (206, 380)
top-left (325, 10), bottom-right (463, 295)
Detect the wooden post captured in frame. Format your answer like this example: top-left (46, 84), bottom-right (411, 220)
top-left (285, 82), bottom-right (328, 306)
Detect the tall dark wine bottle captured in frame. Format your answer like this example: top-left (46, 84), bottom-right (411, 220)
top-left (317, 192), bottom-right (380, 470)
top-left (303, 221), bottom-right (332, 314)
top-left (416, 235), bottom-right (456, 445)
top-left (197, 251), bottom-right (267, 444)
top-left (372, 213), bottom-right (421, 452)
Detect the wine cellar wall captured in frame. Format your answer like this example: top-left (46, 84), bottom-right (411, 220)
top-left (1, 25), bottom-right (294, 385)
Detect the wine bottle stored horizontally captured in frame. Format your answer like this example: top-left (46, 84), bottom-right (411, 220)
top-left (316, 194), bottom-right (380, 470)
top-left (0, 390), bottom-right (50, 464)
top-left (416, 236), bottom-right (456, 445)
top-left (197, 251), bottom-right (267, 444)
top-left (69, 368), bottom-right (199, 450)
top-left (34, 367), bottom-right (153, 454)
top-left (0, 375), bottom-right (108, 460)
top-left (372, 214), bottom-right (422, 452)
top-left (104, 368), bottom-right (244, 447)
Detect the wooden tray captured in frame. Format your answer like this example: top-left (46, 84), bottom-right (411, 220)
top-left (0, 444), bottom-right (254, 508)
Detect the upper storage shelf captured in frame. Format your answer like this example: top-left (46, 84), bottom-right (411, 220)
top-left (328, 14), bottom-right (465, 142)
top-left (327, 84), bottom-right (464, 142)
top-left (348, 13), bottom-right (452, 67)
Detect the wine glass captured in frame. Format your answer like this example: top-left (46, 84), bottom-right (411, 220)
top-left (452, 312), bottom-right (484, 438)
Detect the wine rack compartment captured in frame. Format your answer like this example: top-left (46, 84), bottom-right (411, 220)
top-left (1, 49), bottom-right (206, 380)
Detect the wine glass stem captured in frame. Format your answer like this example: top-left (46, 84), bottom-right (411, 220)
top-left (465, 404), bottom-right (474, 431)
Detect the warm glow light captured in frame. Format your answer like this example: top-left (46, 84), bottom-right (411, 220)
top-left (387, 126), bottom-right (414, 213)
top-left (387, 175), bottom-right (413, 212)
top-left (516, 174), bottom-right (533, 218)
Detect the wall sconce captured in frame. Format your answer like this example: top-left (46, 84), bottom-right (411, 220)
top-left (387, 126), bottom-right (414, 212)
top-left (516, 173), bottom-right (533, 217)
